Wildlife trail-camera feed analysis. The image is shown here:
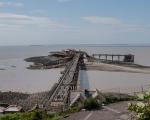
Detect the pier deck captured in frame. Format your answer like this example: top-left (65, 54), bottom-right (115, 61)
top-left (43, 52), bottom-right (82, 111)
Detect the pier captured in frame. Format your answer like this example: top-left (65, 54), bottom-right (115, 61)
top-left (30, 50), bottom-right (138, 112)
top-left (2, 49), bottom-right (150, 115)
top-left (42, 52), bottom-right (83, 111)
top-left (92, 54), bottom-right (134, 63)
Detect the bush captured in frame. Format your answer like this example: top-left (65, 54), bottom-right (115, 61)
top-left (82, 98), bottom-right (102, 110)
top-left (128, 89), bottom-right (150, 120)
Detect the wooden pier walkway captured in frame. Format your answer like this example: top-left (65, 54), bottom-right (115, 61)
top-left (42, 52), bottom-right (83, 111)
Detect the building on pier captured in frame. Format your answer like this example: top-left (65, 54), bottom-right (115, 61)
top-left (91, 54), bottom-right (134, 63)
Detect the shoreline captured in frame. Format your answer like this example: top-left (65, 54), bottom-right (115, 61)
top-left (0, 89), bottom-right (135, 111)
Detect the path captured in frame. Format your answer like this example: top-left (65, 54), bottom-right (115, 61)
top-left (63, 101), bottom-right (133, 120)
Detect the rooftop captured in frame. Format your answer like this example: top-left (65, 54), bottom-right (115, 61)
top-left (5, 105), bottom-right (22, 112)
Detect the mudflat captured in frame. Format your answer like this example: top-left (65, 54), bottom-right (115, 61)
top-left (85, 62), bottom-right (150, 74)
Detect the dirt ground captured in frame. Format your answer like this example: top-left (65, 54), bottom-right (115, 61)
top-left (85, 62), bottom-right (150, 74)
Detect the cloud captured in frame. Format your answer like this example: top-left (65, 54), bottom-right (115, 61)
top-left (0, 2), bottom-right (23, 7)
top-left (0, 12), bottom-right (68, 30)
top-left (57, 0), bottom-right (72, 3)
top-left (82, 16), bottom-right (150, 32)
top-left (82, 16), bottom-right (122, 25)
top-left (31, 9), bottom-right (46, 15)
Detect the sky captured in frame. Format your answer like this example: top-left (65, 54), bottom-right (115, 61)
top-left (0, 0), bottom-right (150, 45)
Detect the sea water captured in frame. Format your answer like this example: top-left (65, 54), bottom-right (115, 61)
top-left (0, 45), bottom-right (150, 93)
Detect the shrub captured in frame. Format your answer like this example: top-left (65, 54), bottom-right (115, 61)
top-left (128, 89), bottom-right (150, 120)
top-left (82, 98), bottom-right (102, 110)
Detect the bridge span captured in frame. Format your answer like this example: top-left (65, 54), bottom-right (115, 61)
top-left (43, 52), bottom-right (83, 111)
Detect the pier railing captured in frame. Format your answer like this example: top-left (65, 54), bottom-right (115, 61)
top-left (42, 52), bottom-right (82, 111)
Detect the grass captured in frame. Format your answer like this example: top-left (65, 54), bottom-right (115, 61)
top-left (0, 110), bottom-right (61, 120)
top-left (60, 106), bottom-right (80, 116)
top-left (0, 107), bottom-right (81, 120)
top-left (102, 92), bottom-right (136, 104)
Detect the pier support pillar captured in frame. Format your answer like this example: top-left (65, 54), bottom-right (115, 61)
top-left (118, 56), bottom-right (120, 61)
top-left (99, 55), bottom-right (101, 63)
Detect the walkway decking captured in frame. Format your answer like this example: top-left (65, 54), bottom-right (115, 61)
top-left (43, 52), bottom-right (82, 111)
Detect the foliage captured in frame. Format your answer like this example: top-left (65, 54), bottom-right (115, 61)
top-left (0, 107), bottom-right (80, 120)
top-left (128, 89), bottom-right (150, 120)
top-left (82, 98), bottom-right (102, 110)
top-left (0, 110), bottom-right (61, 120)
top-left (60, 106), bottom-right (80, 116)
top-left (103, 92), bottom-right (135, 104)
